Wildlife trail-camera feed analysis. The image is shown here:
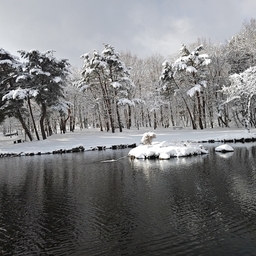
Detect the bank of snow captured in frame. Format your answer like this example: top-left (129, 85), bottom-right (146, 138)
top-left (128, 141), bottom-right (208, 159)
top-left (0, 127), bottom-right (256, 157)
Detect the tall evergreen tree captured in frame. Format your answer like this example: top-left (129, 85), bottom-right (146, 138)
top-left (0, 48), bottom-right (34, 140)
top-left (80, 44), bottom-right (134, 133)
top-left (161, 44), bottom-right (211, 129)
top-left (0, 48), bottom-right (20, 122)
top-left (18, 50), bottom-right (70, 139)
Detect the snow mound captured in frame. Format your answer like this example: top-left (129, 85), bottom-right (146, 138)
top-left (215, 144), bottom-right (234, 153)
top-left (128, 142), bottom-right (208, 159)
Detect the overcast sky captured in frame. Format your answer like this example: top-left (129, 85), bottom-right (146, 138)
top-left (1, 0), bottom-right (255, 67)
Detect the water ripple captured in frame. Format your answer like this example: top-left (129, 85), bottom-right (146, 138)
top-left (1, 148), bottom-right (256, 255)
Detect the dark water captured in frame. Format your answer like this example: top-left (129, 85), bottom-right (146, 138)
top-left (1, 144), bottom-right (256, 255)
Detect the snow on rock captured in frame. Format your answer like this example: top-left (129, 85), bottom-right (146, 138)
top-left (129, 142), bottom-right (208, 159)
top-left (215, 144), bottom-right (234, 153)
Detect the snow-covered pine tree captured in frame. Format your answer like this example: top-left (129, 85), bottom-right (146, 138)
top-left (160, 58), bottom-right (196, 129)
top-left (0, 48), bottom-right (20, 121)
top-left (0, 48), bottom-right (34, 141)
top-left (120, 52), bottom-right (147, 129)
top-left (160, 45), bottom-right (211, 129)
top-left (172, 44), bottom-right (211, 129)
top-left (80, 44), bottom-right (135, 133)
top-left (18, 50), bottom-right (70, 139)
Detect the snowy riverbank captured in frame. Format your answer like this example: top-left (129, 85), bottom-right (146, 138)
top-left (0, 127), bottom-right (256, 157)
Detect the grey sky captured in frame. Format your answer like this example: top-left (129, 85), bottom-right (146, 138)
top-left (0, 0), bottom-right (255, 67)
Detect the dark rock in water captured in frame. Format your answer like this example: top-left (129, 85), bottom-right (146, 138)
top-left (71, 146), bottom-right (85, 152)
top-left (97, 146), bottom-right (105, 150)
top-left (72, 147), bottom-right (80, 152)
top-left (128, 143), bottom-right (137, 148)
top-left (52, 149), bottom-right (65, 154)
top-left (223, 139), bottom-right (233, 143)
top-left (79, 146), bottom-right (85, 152)
top-left (234, 138), bottom-right (244, 143)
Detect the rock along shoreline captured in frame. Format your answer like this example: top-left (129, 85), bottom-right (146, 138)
top-left (0, 143), bottom-right (137, 158)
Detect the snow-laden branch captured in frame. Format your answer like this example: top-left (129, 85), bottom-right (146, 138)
top-left (2, 88), bottom-right (38, 101)
top-left (187, 84), bottom-right (202, 97)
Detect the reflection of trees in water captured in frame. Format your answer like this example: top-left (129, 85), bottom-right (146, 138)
top-left (130, 154), bottom-right (207, 177)
top-left (215, 151), bottom-right (234, 159)
top-left (129, 146), bottom-right (256, 241)
top-left (0, 157), bottom-right (48, 254)
top-left (0, 155), bottom-right (80, 255)
top-left (227, 147), bottom-right (256, 216)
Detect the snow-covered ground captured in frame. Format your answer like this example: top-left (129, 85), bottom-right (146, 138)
top-left (0, 127), bottom-right (256, 156)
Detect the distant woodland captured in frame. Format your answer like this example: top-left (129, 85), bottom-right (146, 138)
top-left (1, 19), bottom-right (256, 140)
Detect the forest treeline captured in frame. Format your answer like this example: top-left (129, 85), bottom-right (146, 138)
top-left (1, 19), bottom-right (256, 140)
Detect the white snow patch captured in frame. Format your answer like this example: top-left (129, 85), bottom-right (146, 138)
top-left (186, 66), bottom-right (197, 73)
top-left (187, 84), bottom-right (201, 97)
top-left (53, 77), bottom-right (62, 83)
top-left (215, 144), bottom-right (234, 153)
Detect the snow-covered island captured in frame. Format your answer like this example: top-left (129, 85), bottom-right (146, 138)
top-left (128, 142), bottom-right (208, 159)
top-left (128, 131), bottom-right (208, 159)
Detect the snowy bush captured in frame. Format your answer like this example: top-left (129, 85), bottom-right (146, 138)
top-left (141, 132), bottom-right (156, 145)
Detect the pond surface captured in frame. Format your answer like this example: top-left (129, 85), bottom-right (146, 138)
top-left (1, 144), bottom-right (256, 255)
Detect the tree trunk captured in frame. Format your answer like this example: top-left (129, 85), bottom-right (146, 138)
top-left (116, 104), bottom-right (122, 132)
top-left (16, 109), bottom-right (33, 141)
top-left (147, 109), bottom-right (152, 127)
top-left (98, 114), bottom-right (103, 132)
top-left (115, 91), bottom-right (122, 132)
top-left (128, 105), bottom-right (132, 129)
top-left (40, 103), bottom-right (47, 140)
top-left (169, 104), bottom-right (175, 127)
top-left (70, 115), bottom-right (75, 132)
top-left (107, 98), bottom-right (115, 133)
top-left (141, 106), bottom-right (145, 127)
top-left (154, 110), bottom-right (157, 129)
top-left (160, 106), bottom-right (164, 127)
top-left (27, 97), bottom-right (40, 140)
top-left (172, 77), bottom-right (196, 129)
top-left (196, 91), bottom-right (204, 129)
top-left (202, 94), bottom-right (207, 128)
top-left (60, 109), bottom-right (71, 134)
top-left (46, 118), bottom-right (53, 136)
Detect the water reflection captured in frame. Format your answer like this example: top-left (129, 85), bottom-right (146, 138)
top-left (130, 154), bottom-right (207, 173)
top-left (1, 146), bottom-right (256, 255)
top-left (215, 151), bottom-right (234, 158)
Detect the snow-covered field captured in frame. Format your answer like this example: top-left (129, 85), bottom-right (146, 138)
top-left (0, 127), bottom-right (256, 157)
